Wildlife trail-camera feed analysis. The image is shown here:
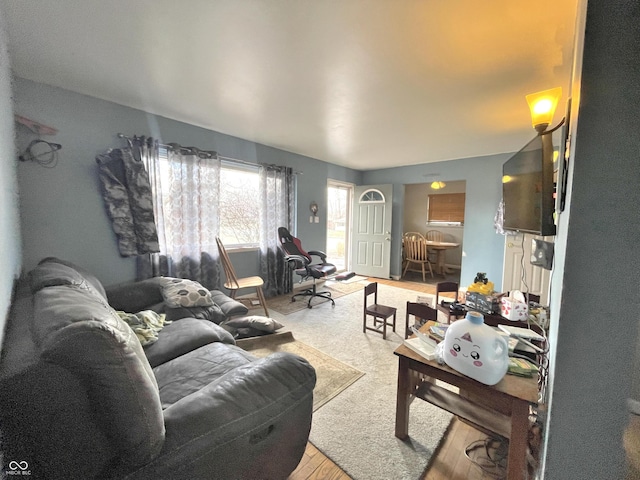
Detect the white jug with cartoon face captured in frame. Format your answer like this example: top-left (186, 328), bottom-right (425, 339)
top-left (442, 311), bottom-right (509, 385)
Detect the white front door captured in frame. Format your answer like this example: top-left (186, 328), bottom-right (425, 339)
top-left (502, 233), bottom-right (552, 305)
top-left (351, 184), bottom-right (393, 278)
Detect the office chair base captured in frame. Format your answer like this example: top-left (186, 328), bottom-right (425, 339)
top-left (291, 287), bottom-right (336, 309)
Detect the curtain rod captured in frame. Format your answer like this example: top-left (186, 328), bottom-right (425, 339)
top-left (116, 133), bottom-right (302, 174)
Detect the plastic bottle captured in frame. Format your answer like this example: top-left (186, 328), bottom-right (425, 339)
top-left (442, 311), bottom-right (509, 385)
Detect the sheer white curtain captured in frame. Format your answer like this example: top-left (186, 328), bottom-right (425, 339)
top-left (258, 165), bottom-right (295, 296)
top-left (140, 141), bottom-right (222, 289)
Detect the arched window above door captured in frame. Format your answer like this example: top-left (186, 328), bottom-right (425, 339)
top-left (358, 189), bottom-right (385, 203)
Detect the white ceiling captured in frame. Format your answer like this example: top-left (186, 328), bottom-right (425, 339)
top-left (1, 0), bottom-right (578, 170)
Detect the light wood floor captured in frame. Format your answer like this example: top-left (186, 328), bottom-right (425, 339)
top-left (288, 275), bottom-right (505, 480)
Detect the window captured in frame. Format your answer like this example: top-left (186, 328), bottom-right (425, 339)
top-left (359, 189), bottom-right (385, 203)
top-left (427, 193), bottom-right (465, 224)
top-left (156, 149), bottom-right (260, 248)
top-left (219, 164), bottom-right (260, 246)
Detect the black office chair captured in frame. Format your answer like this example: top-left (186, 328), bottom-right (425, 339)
top-left (278, 227), bottom-right (337, 309)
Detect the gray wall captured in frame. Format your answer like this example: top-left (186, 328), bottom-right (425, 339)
top-left (0, 19), bottom-right (22, 347)
top-left (13, 76), bottom-right (507, 290)
top-left (541, 1), bottom-right (640, 478)
top-left (13, 77), bottom-right (362, 286)
top-left (362, 154), bottom-right (508, 287)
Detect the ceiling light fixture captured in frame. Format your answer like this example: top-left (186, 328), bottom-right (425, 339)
top-left (430, 181), bottom-right (446, 190)
top-left (526, 87), bottom-right (565, 134)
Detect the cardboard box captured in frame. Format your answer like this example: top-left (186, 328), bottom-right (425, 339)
top-left (500, 296), bottom-right (529, 321)
top-left (465, 292), bottom-right (500, 315)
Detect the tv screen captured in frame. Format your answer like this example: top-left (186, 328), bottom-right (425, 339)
top-left (502, 135), bottom-right (556, 236)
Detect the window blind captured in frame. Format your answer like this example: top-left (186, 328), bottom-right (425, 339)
top-left (428, 193), bottom-right (465, 223)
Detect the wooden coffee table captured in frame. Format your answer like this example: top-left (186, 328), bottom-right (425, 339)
top-left (394, 321), bottom-right (539, 479)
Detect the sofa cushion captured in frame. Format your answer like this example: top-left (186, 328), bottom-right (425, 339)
top-left (29, 257), bottom-right (107, 299)
top-left (144, 318), bottom-right (236, 368)
top-left (153, 343), bottom-right (257, 408)
top-left (32, 284), bottom-right (165, 466)
top-left (161, 278), bottom-right (214, 307)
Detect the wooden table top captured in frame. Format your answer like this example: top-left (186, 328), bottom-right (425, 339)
top-left (424, 240), bottom-right (460, 248)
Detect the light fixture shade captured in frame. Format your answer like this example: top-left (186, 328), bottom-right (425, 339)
top-left (526, 87), bottom-right (562, 132)
top-left (430, 181), bottom-right (446, 190)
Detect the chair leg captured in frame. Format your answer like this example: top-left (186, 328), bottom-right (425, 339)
top-left (256, 286), bottom-right (269, 317)
top-left (403, 261), bottom-right (410, 278)
top-left (421, 263), bottom-right (426, 282)
top-left (405, 314), bottom-right (410, 339)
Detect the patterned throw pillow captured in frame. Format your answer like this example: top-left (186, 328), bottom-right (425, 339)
top-left (161, 278), bottom-right (214, 308)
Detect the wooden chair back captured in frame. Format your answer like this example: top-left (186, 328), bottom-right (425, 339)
top-left (405, 301), bottom-right (438, 339)
top-left (216, 237), bottom-right (239, 289)
top-left (403, 233), bottom-right (428, 262)
top-left (436, 281), bottom-right (459, 305)
top-left (425, 230), bottom-right (444, 242)
top-left (364, 281), bottom-right (379, 309)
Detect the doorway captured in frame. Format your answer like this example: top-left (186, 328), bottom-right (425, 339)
top-left (325, 180), bottom-right (353, 272)
top-left (401, 180), bottom-right (465, 285)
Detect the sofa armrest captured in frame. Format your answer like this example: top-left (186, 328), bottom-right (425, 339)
top-left (162, 352), bottom-right (315, 438)
top-left (130, 353), bottom-right (316, 479)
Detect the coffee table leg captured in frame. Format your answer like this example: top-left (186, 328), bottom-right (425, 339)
top-left (395, 357), bottom-right (410, 439)
top-left (507, 400), bottom-right (530, 479)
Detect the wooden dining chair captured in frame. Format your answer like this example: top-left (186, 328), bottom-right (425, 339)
top-left (405, 301), bottom-right (438, 339)
top-left (363, 282), bottom-right (397, 340)
top-left (435, 281), bottom-right (462, 324)
top-left (215, 237), bottom-right (269, 316)
top-left (402, 232), bottom-right (433, 281)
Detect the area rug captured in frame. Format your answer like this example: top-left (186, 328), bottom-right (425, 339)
top-left (266, 280), bottom-right (366, 315)
top-left (249, 283), bottom-right (453, 480)
top-left (236, 331), bottom-right (364, 411)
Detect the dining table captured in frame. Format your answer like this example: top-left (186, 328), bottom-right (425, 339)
top-left (424, 240), bottom-right (460, 275)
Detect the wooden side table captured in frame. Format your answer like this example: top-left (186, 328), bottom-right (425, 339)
top-left (395, 321), bottom-right (539, 479)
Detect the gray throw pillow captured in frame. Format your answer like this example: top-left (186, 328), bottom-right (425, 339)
top-left (222, 315), bottom-right (284, 333)
top-left (164, 303), bottom-right (226, 324)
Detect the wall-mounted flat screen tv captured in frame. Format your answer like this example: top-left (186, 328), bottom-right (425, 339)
top-left (502, 134), bottom-right (556, 236)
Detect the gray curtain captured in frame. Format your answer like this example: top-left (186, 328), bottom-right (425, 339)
top-left (96, 144), bottom-right (159, 257)
top-left (258, 165), bottom-right (295, 296)
top-left (139, 140), bottom-right (222, 289)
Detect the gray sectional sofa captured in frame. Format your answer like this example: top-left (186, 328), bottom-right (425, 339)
top-left (0, 258), bottom-right (316, 479)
